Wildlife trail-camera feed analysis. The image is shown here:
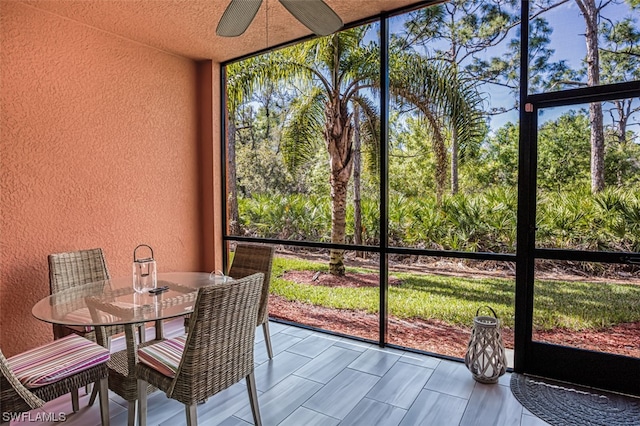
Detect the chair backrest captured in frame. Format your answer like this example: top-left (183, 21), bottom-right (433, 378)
top-left (0, 349), bottom-right (44, 414)
top-left (48, 248), bottom-right (111, 340)
top-left (168, 273), bottom-right (264, 403)
top-left (48, 248), bottom-right (110, 294)
top-left (228, 243), bottom-right (275, 326)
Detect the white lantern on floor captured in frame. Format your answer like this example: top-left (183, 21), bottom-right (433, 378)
top-left (464, 306), bottom-right (507, 384)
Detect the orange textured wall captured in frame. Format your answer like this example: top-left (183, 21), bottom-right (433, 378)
top-left (0, 2), bottom-right (215, 356)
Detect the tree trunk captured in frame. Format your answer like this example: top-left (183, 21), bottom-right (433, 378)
top-left (614, 99), bottom-right (630, 145)
top-left (226, 115), bottom-right (240, 235)
top-left (577, 0), bottom-right (605, 193)
top-left (424, 113), bottom-right (447, 205)
top-left (326, 98), bottom-right (354, 276)
top-left (353, 106), bottom-right (363, 258)
top-left (589, 105), bottom-right (605, 193)
top-left (451, 126), bottom-right (459, 194)
top-left (329, 178), bottom-right (349, 275)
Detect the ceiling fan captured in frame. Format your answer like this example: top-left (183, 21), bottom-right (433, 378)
top-left (216, 0), bottom-right (343, 37)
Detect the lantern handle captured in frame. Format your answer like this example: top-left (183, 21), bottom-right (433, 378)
top-left (476, 306), bottom-right (498, 318)
top-left (134, 244), bottom-right (154, 262)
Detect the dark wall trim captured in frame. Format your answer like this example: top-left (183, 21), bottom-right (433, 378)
top-left (514, 0), bottom-right (532, 373)
top-left (528, 81), bottom-right (640, 108)
top-left (535, 248), bottom-right (640, 264)
top-left (379, 13), bottom-right (391, 347)
top-left (220, 64), bottom-right (230, 270)
top-left (223, 235), bottom-right (516, 262)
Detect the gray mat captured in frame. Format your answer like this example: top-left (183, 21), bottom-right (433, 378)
top-left (510, 373), bottom-right (640, 426)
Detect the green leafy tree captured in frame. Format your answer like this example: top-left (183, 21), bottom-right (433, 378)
top-left (537, 111), bottom-right (591, 191)
top-left (604, 129), bottom-right (640, 187)
top-left (388, 115), bottom-right (438, 196)
top-left (470, 12), bottom-right (582, 94)
top-left (226, 57), bottom-right (276, 234)
top-left (531, 0), bottom-right (640, 192)
top-left (396, 0), bottom-right (506, 193)
top-left (234, 105), bottom-right (300, 197)
top-left (276, 29), bottom-right (380, 275)
top-left (228, 26), bottom-right (484, 274)
top-left (600, 17), bottom-right (640, 188)
top-left (475, 122), bottom-right (520, 188)
top-left (600, 18), bottom-right (640, 145)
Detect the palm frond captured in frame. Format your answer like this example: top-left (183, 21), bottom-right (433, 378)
top-left (390, 54), bottom-right (485, 139)
top-left (342, 42), bottom-right (380, 95)
top-left (281, 87), bottom-right (326, 173)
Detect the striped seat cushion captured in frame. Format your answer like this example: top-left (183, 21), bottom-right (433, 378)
top-left (8, 334), bottom-right (110, 389)
top-left (137, 336), bottom-right (187, 378)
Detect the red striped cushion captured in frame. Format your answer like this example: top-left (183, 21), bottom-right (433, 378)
top-left (137, 336), bottom-right (187, 378)
top-left (8, 335), bottom-right (110, 388)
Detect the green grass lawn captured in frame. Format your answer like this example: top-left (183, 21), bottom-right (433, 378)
top-left (271, 257), bottom-right (640, 330)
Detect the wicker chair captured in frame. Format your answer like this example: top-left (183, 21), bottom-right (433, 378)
top-left (0, 335), bottom-right (110, 425)
top-left (182, 244), bottom-right (275, 358)
top-left (48, 248), bottom-right (146, 410)
top-left (88, 303), bottom-right (161, 426)
top-left (137, 273), bottom-right (265, 426)
top-left (228, 243), bottom-right (276, 358)
top-left (48, 248), bottom-right (145, 346)
top-left (48, 248), bottom-right (112, 342)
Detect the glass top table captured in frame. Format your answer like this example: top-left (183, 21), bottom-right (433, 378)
top-left (32, 272), bottom-right (228, 328)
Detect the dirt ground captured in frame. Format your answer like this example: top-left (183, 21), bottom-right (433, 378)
top-left (269, 266), bottom-right (640, 359)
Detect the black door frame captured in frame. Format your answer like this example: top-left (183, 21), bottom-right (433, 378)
top-left (514, 81), bottom-right (640, 395)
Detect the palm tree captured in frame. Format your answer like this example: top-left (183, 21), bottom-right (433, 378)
top-left (280, 29), bottom-right (380, 275)
top-left (226, 25), bottom-right (484, 275)
top-left (388, 51), bottom-right (485, 203)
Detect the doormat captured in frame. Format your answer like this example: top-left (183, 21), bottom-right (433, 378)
top-left (510, 373), bottom-right (640, 426)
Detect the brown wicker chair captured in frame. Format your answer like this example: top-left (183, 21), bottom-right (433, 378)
top-left (48, 248), bottom-right (112, 342)
top-left (48, 248), bottom-right (145, 346)
top-left (228, 243), bottom-right (275, 359)
top-left (182, 244), bottom-right (275, 358)
top-left (0, 335), bottom-right (110, 425)
top-left (48, 248), bottom-right (146, 411)
top-left (88, 304), bottom-right (161, 426)
top-left (136, 273), bottom-right (265, 426)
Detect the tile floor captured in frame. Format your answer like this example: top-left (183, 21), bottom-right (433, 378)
top-left (11, 320), bottom-right (550, 426)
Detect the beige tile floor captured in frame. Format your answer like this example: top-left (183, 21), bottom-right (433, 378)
top-left (9, 319), bottom-right (550, 426)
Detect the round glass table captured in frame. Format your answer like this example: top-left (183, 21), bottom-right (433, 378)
top-left (32, 272), bottom-right (229, 338)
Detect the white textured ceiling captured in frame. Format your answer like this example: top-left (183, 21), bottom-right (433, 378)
top-left (22, 0), bottom-right (426, 62)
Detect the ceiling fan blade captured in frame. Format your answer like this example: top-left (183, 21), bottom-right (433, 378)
top-left (216, 0), bottom-right (263, 37)
top-left (279, 0), bottom-right (343, 36)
